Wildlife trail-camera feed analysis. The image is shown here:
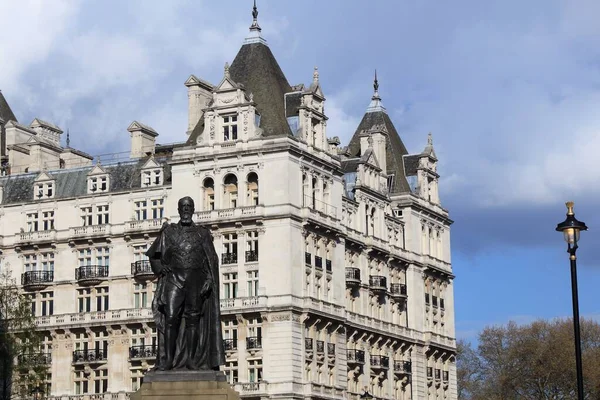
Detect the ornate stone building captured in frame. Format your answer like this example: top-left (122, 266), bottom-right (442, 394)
top-left (0, 5), bottom-right (456, 400)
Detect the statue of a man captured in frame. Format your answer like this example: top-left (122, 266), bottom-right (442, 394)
top-left (146, 196), bottom-right (225, 370)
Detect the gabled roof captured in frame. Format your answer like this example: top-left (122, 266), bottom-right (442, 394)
top-left (88, 164), bottom-right (107, 176)
top-left (347, 111), bottom-right (410, 193)
top-left (30, 118), bottom-right (62, 132)
top-left (184, 75), bottom-right (214, 90)
top-left (141, 157), bottom-right (161, 169)
top-left (128, 121), bottom-right (158, 137)
top-left (229, 42), bottom-right (292, 137)
top-left (34, 171), bottom-right (54, 182)
top-left (0, 90), bottom-right (17, 123)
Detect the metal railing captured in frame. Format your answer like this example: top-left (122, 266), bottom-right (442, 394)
top-left (303, 195), bottom-right (338, 217)
top-left (246, 336), bottom-right (261, 349)
top-left (370, 355), bottom-right (390, 369)
top-left (345, 267), bottom-right (360, 282)
top-left (347, 349), bottom-right (365, 364)
top-left (129, 345), bottom-right (157, 359)
top-left (394, 360), bottom-right (412, 374)
top-left (131, 260), bottom-right (152, 276)
top-left (72, 348), bottom-right (108, 363)
top-left (390, 283), bottom-right (407, 296)
top-left (223, 339), bottom-right (237, 351)
top-left (221, 253), bottom-right (237, 265)
top-left (245, 250), bottom-right (258, 262)
top-left (17, 352), bottom-right (52, 365)
top-left (21, 271), bottom-right (54, 286)
top-left (369, 275), bottom-right (387, 290)
top-left (75, 265), bottom-right (109, 281)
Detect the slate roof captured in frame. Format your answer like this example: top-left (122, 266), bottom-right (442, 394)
top-left (0, 158), bottom-right (172, 205)
top-left (0, 91), bottom-right (17, 123)
top-left (285, 92), bottom-right (302, 118)
top-left (229, 42), bottom-right (293, 137)
top-left (403, 154), bottom-right (420, 176)
top-left (347, 110), bottom-right (411, 193)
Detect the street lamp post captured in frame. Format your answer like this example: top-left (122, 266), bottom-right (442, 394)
top-left (31, 386), bottom-right (44, 400)
top-left (555, 201), bottom-right (587, 400)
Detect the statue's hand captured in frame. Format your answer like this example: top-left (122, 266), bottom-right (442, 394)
top-left (200, 280), bottom-right (213, 298)
top-left (161, 265), bottom-right (172, 276)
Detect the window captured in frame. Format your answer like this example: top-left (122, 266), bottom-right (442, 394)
top-left (88, 176), bottom-right (108, 193)
top-left (40, 291), bottom-right (54, 316)
top-left (223, 115), bottom-right (238, 141)
top-left (131, 370), bottom-right (144, 392)
top-left (247, 318), bottom-right (262, 341)
top-left (151, 199), bottom-right (164, 219)
top-left (135, 200), bottom-right (147, 220)
top-left (78, 249), bottom-right (92, 267)
top-left (35, 182), bottom-right (54, 199)
top-left (74, 370), bottom-right (89, 395)
top-left (96, 247), bottom-right (110, 267)
top-left (223, 174), bottom-right (238, 208)
top-left (222, 273), bottom-right (238, 299)
top-left (134, 199), bottom-right (163, 220)
top-left (248, 359), bottom-right (263, 382)
top-left (26, 212), bottom-right (39, 232)
top-left (96, 287), bottom-right (109, 311)
top-left (247, 172), bottom-right (259, 205)
top-left (41, 211), bottom-right (54, 231)
top-left (203, 178), bottom-right (215, 211)
top-left (142, 168), bottom-right (162, 187)
top-left (81, 206), bottom-right (93, 226)
top-left (223, 319), bottom-right (238, 349)
top-left (93, 369), bottom-right (108, 394)
top-left (247, 271), bottom-right (259, 297)
top-left (134, 282), bottom-right (154, 308)
top-left (133, 244), bottom-right (149, 262)
top-left (77, 287), bottom-right (108, 312)
top-left (40, 252), bottom-right (54, 271)
top-left (24, 254), bottom-right (37, 272)
top-left (387, 174), bottom-right (395, 192)
top-left (77, 289), bottom-right (92, 313)
top-left (245, 231), bottom-right (258, 262)
top-left (224, 361), bottom-right (238, 384)
top-left (222, 233), bottom-right (238, 264)
top-left (96, 205), bottom-right (109, 225)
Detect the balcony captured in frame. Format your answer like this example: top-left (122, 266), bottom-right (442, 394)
top-left (124, 218), bottom-right (163, 234)
top-left (390, 283), bottom-right (407, 300)
top-left (394, 360), bottom-right (412, 375)
top-left (369, 275), bottom-right (387, 292)
top-left (194, 206), bottom-right (265, 224)
top-left (131, 260), bottom-right (154, 279)
top-left (17, 230), bottom-right (57, 244)
top-left (129, 345), bottom-right (157, 360)
top-left (245, 250), bottom-right (258, 263)
top-left (72, 348), bottom-right (107, 364)
top-left (70, 224), bottom-right (111, 241)
top-left (21, 271), bottom-right (54, 290)
top-left (316, 340), bottom-right (325, 355)
top-left (347, 349), bottom-right (365, 364)
top-left (370, 355), bottom-right (390, 370)
top-left (75, 265), bottom-right (109, 285)
top-left (221, 253), bottom-right (237, 265)
top-left (325, 259), bottom-right (332, 273)
top-left (18, 352), bottom-right (52, 365)
top-left (246, 336), bottom-right (261, 350)
top-left (345, 267), bottom-right (360, 286)
top-left (223, 339), bottom-right (237, 351)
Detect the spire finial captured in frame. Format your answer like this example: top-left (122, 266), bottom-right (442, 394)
top-left (427, 132), bottom-right (433, 146)
top-left (66, 129), bottom-right (71, 148)
top-left (372, 69), bottom-right (381, 100)
top-left (224, 62), bottom-right (230, 78)
top-left (250, 0), bottom-right (261, 32)
top-left (313, 66), bottom-right (319, 84)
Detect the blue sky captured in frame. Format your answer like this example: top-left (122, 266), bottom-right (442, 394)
top-left (2, 0), bottom-right (600, 341)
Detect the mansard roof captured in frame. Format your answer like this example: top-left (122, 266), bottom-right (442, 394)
top-left (0, 159), bottom-right (172, 205)
top-left (229, 42), bottom-right (292, 137)
top-left (0, 90), bottom-right (17, 123)
top-left (347, 110), bottom-right (410, 194)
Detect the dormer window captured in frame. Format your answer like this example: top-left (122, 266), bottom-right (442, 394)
top-left (223, 115), bottom-right (238, 141)
top-left (142, 169), bottom-right (163, 187)
top-left (35, 181), bottom-right (54, 200)
top-left (88, 176), bottom-right (108, 194)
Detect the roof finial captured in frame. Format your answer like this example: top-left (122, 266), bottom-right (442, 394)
top-left (250, 0), bottom-right (261, 32)
top-left (372, 69), bottom-right (381, 100)
top-left (313, 66), bottom-right (319, 84)
top-left (66, 129), bottom-right (70, 148)
top-left (427, 132), bottom-right (433, 146)
top-left (224, 62), bottom-right (230, 78)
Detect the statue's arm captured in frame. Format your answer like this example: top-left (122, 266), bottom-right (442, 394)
top-left (146, 223), bottom-right (169, 276)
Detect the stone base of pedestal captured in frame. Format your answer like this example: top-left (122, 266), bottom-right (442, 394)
top-left (131, 370), bottom-right (240, 400)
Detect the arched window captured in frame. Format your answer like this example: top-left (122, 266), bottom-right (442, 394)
top-left (302, 173), bottom-right (309, 207)
top-left (203, 178), bottom-right (215, 211)
top-left (247, 172), bottom-right (259, 206)
top-left (370, 208), bottom-right (376, 237)
top-left (312, 177), bottom-right (318, 209)
top-left (223, 174), bottom-right (238, 208)
top-left (365, 204), bottom-right (370, 236)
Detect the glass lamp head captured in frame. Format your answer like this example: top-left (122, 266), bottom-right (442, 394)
top-left (556, 201), bottom-right (587, 245)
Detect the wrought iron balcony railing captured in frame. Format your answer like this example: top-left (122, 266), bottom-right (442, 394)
top-left (369, 275), bottom-right (387, 291)
top-left (223, 339), bottom-right (237, 351)
top-left (21, 271), bottom-right (54, 287)
top-left (72, 348), bottom-right (107, 363)
top-left (246, 336), bottom-right (262, 350)
top-left (221, 253), bottom-right (237, 265)
top-left (390, 283), bottom-right (407, 297)
top-left (370, 355), bottom-right (390, 369)
top-left (129, 345), bottom-right (157, 359)
top-left (325, 259), bottom-right (332, 273)
top-left (18, 352), bottom-right (52, 365)
top-left (75, 265), bottom-right (109, 282)
top-left (394, 360), bottom-right (412, 374)
top-left (315, 256), bottom-right (323, 269)
top-left (245, 250), bottom-right (258, 263)
top-left (347, 349), bottom-right (365, 364)
top-left (131, 260), bottom-right (153, 276)
top-left (345, 267), bottom-right (360, 284)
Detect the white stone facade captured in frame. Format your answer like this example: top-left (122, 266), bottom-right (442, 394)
top-left (0, 7), bottom-right (457, 400)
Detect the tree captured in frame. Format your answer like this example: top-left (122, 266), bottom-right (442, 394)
top-left (457, 318), bottom-right (600, 400)
top-left (0, 269), bottom-right (48, 400)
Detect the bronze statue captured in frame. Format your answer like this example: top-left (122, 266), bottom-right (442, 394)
top-left (146, 196), bottom-right (225, 370)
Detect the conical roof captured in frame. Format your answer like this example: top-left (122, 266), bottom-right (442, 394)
top-left (0, 91), bottom-right (17, 123)
top-left (229, 42), bottom-right (292, 137)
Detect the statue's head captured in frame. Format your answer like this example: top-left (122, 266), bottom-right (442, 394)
top-left (178, 196), bottom-right (195, 226)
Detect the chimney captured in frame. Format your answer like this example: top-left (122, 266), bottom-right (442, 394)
top-left (127, 121), bottom-right (158, 159)
top-left (185, 75), bottom-right (213, 136)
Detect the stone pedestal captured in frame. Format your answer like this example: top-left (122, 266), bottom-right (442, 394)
top-left (131, 370), bottom-right (240, 400)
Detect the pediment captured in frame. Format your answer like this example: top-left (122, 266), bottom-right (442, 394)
top-left (34, 171), bottom-right (54, 182)
top-left (141, 157), bottom-right (160, 170)
top-left (360, 148), bottom-right (380, 169)
top-left (88, 164), bottom-right (107, 176)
